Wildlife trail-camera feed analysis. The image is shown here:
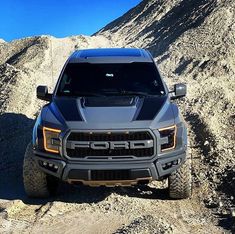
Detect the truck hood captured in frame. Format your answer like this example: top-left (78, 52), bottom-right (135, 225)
top-left (52, 96), bottom-right (167, 122)
top-left (45, 96), bottom-right (175, 130)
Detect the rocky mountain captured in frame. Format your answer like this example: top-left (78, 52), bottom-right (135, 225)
top-left (0, 0), bottom-right (235, 232)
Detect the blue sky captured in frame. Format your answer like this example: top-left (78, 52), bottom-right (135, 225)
top-left (1, 0), bottom-right (141, 42)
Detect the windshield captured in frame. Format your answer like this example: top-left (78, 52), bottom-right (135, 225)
top-left (56, 63), bottom-right (165, 97)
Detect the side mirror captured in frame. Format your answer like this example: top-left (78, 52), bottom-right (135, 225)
top-left (37, 86), bottom-right (52, 102)
top-left (170, 83), bottom-right (187, 100)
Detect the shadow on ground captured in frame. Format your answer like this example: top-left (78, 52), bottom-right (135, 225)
top-left (0, 113), bottom-right (34, 201)
top-left (184, 111), bottom-right (235, 231)
top-left (16, 184), bottom-right (169, 207)
top-left (23, 184), bottom-right (169, 206)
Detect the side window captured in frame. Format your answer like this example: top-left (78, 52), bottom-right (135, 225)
top-left (59, 73), bottom-right (71, 94)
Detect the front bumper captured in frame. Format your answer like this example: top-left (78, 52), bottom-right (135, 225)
top-left (34, 149), bottom-right (186, 186)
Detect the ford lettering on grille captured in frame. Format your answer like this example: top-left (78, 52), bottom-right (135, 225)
top-left (67, 140), bottom-right (153, 150)
top-left (65, 131), bottom-right (155, 158)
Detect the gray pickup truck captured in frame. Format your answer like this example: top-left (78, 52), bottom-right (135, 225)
top-left (23, 48), bottom-right (191, 199)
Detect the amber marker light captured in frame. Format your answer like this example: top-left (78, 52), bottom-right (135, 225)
top-left (158, 125), bottom-right (177, 151)
top-left (43, 127), bottom-right (61, 153)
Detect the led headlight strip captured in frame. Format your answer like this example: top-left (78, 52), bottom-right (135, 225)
top-left (158, 125), bottom-right (177, 151)
top-left (43, 127), bottom-right (61, 153)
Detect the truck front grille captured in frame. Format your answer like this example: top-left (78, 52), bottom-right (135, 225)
top-left (65, 131), bottom-right (155, 159)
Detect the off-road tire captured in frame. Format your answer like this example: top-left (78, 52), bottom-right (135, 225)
top-left (23, 142), bottom-right (58, 198)
top-left (168, 156), bottom-right (192, 199)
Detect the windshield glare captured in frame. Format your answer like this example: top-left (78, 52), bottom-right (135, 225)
top-left (57, 63), bottom-right (165, 97)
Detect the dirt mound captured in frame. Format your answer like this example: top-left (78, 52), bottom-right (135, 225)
top-left (0, 35), bottom-right (112, 116)
top-left (96, 0), bottom-right (217, 56)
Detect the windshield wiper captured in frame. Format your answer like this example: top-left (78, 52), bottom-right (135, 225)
top-left (100, 90), bottom-right (160, 97)
top-left (120, 91), bottom-right (149, 97)
top-left (118, 90), bottom-right (163, 97)
top-left (99, 90), bottom-right (149, 97)
top-left (62, 92), bottom-right (105, 97)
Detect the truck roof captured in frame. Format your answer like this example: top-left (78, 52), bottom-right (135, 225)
top-left (68, 48), bottom-right (153, 64)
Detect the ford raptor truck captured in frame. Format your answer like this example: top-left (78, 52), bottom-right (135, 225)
top-left (23, 48), bottom-right (191, 199)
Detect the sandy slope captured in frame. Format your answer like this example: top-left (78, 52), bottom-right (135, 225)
top-left (0, 0), bottom-right (235, 233)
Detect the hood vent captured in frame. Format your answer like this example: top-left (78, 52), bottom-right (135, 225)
top-left (83, 96), bottom-right (138, 107)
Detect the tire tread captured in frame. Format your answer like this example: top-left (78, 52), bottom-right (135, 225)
top-left (169, 156), bottom-right (192, 199)
top-left (23, 142), bottom-right (51, 198)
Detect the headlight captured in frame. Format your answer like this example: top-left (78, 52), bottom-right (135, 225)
top-left (158, 125), bottom-right (177, 151)
top-left (43, 127), bottom-right (61, 153)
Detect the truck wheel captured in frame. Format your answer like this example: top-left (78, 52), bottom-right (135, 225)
top-left (168, 156), bottom-right (192, 199)
top-left (23, 142), bottom-right (58, 198)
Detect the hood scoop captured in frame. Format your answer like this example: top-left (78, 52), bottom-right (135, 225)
top-left (83, 96), bottom-right (138, 107)
top-left (52, 96), bottom-right (167, 124)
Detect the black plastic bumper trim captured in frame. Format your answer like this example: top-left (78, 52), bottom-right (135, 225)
top-left (67, 168), bottom-right (151, 181)
top-left (34, 150), bottom-right (187, 181)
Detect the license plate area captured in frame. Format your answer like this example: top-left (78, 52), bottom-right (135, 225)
top-left (90, 169), bottom-right (130, 181)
